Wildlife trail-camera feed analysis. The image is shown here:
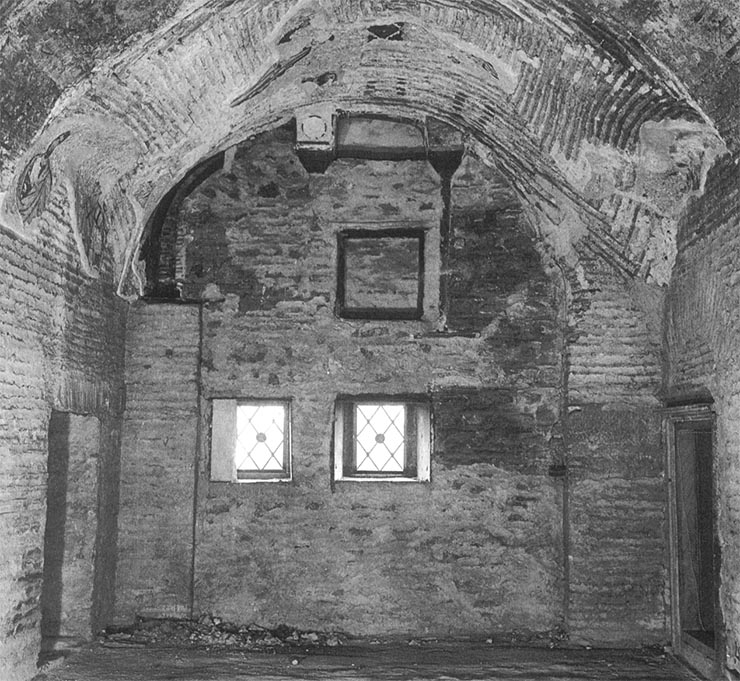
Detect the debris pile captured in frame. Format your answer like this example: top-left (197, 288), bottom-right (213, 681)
top-left (101, 615), bottom-right (345, 650)
top-left (484, 626), bottom-right (570, 648)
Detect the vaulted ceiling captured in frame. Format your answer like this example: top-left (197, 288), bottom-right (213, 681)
top-left (1, 0), bottom-right (737, 294)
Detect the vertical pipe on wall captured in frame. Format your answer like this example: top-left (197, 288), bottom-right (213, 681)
top-left (189, 303), bottom-right (205, 618)
top-left (438, 169), bottom-right (453, 328)
top-left (557, 263), bottom-right (572, 632)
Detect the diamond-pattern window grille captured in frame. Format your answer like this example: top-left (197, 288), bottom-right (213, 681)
top-left (235, 404), bottom-right (286, 471)
top-left (355, 404), bottom-right (406, 472)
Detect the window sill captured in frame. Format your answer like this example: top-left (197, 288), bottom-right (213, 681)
top-left (334, 476), bottom-right (428, 483)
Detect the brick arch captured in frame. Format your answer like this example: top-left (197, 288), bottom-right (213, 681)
top-left (0, 0), bottom-right (723, 293)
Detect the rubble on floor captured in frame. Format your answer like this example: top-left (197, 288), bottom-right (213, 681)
top-left (33, 641), bottom-right (700, 681)
top-left (100, 615), bottom-right (346, 650)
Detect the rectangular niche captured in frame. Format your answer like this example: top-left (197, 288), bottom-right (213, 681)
top-left (337, 229), bottom-right (424, 320)
top-left (41, 411), bottom-right (101, 644)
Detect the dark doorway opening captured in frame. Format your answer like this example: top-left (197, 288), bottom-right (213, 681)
top-left (40, 410), bottom-right (70, 655)
top-left (666, 404), bottom-right (721, 678)
top-left (39, 411), bottom-right (101, 664)
top-left (675, 424), bottom-right (716, 648)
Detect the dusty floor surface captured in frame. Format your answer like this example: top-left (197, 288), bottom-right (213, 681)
top-left (32, 642), bottom-right (704, 681)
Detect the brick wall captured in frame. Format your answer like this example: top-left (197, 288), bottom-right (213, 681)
top-left (567, 408), bottom-right (666, 643)
top-left (565, 248), bottom-right (667, 641)
top-left (115, 303), bottom-right (200, 622)
top-left (665, 155), bottom-right (740, 668)
top-left (566, 254), bottom-right (666, 644)
top-left (0, 187), bottom-right (126, 680)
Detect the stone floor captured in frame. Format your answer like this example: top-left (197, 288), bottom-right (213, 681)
top-left (33, 641), bottom-right (705, 681)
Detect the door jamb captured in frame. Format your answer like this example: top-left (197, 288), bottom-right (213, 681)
top-left (664, 402), bottom-right (720, 679)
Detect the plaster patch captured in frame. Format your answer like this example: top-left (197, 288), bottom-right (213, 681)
top-left (433, 31), bottom-right (527, 94)
top-left (551, 140), bottom-right (637, 207)
top-left (0, 191), bottom-right (34, 242)
top-left (638, 119), bottom-right (726, 187)
top-left (0, 158), bottom-right (16, 193)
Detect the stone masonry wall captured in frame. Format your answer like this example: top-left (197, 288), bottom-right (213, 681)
top-left (665, 155), bottom-right (740, 671)
top-left (0, 186), bottom-right (126, 680)
top-left (193, 143), bottom-right (562, 636)
top-left (117, 128), bottom-right (566, 637)
top-left (118, 126), bottom-right (668, 644)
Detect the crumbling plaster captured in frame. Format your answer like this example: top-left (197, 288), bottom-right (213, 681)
top-left (575, 0), bottom-right (740, 151)
top-left (0, 0), bottom-right (726, 293)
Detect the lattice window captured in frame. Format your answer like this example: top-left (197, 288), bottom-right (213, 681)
top-left (235, 404), bottom-right (287, 473)
top-left (355, 404), bottom-right (406, 472)
top-left (334, 397), bottom-right (431, 481)
top-left (210, 399), bottom-right (291, 482)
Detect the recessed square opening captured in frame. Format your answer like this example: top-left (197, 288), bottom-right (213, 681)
top-left (337, 229), bottom-right (424, 319)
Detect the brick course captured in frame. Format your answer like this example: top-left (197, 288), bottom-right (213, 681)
top-left (115, 303), bottom-right (200, 622)
top-left (0, 187), bottom-right (126, 680)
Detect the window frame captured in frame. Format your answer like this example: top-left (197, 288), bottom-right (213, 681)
top-left (210, 398), bottom-right (292, 483)
top-left (336, 228), bottom-right (425, 320)
top-left (333, 395), bottom-right (431, 482)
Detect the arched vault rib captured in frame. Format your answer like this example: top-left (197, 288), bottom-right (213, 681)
top-left (0, 0), bottom-right (725, 295)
